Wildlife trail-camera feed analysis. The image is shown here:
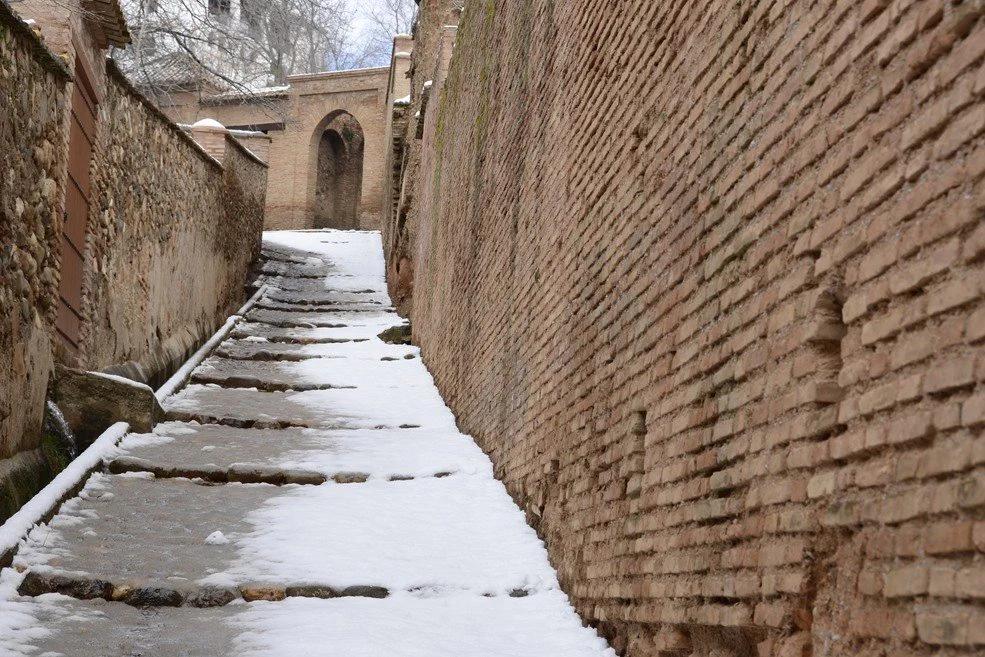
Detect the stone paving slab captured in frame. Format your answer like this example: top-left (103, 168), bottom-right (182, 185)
top-left (243, 307), bottom-right (402, 330)
top-left (164, 384), bottom-right (459, 429)
top-left (265, 288), bottom-right (390, 306)
top-left (14, 474), bottom-right (555, 596)
top-left (5, 586), bottom-right (612, 657)
top-left (190, 355), bottom-right (437, 390)
top-left (113, 422), bottom-right (493, 480)
top-left (229, 322), bottom-right (377, 343)
top-left (214, 337), bottom-right (417, 361)
top-left (253, 299), bottom-right (387, 313)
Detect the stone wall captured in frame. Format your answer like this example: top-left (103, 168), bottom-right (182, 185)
top-left (0, 3), bottom-right (71, 518)
top-left (0, 2), bottom-right (267, 523)
top-left (81, 63), bottom-right (267, 382)
top-left (389, 1), bottom-right (985, 655)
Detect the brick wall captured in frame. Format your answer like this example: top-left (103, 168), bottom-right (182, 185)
top-left (161, 68), bottom-right (392, 232)
top-left (389, 1), bottom-right (985, 655)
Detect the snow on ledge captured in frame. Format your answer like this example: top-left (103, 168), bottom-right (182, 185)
top-left (192, 118), bottom-right (225, 129)
top-left (0, 422), bottom-right (130, 562)
top-left (394, 95), bottom-right (411, 105)
top-left (88, 370), bottom-right (154, 394)
top-left (155, 284), bottom-right (268, 402)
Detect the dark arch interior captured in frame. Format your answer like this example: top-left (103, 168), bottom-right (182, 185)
top-left (314, 113), bottom-right (364, 229)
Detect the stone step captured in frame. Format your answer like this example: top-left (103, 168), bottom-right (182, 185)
top-left (190, 355), bottom-right (434, 391)
top-left (253, 299), bottom-right (386, 313)
top-left (111, 422), bottom-right (492, 481)
top-left (265, 288), bottom-right (389, 306)
top-left (229, 322), bottom-right (376, 344)
top-left (13, 474), bottom-right (556, 602)
top-left (258, 261), bottom-right (334, 278)
top-left (243, 307), bottom-right (402, 330)
top-left (4, 587), bottom-right (609, 657)
top-left (259, 275), bottom-right (386, 293)
top-left (214, 337), bottom-right (416, 362)
top-left (163, 384), bottom-right (458, 430)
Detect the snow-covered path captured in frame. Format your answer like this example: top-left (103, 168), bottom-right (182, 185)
top-left (0, 231), bottom-right (615, 656)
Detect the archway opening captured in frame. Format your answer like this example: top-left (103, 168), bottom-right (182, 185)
top-left (314, 112), bottom-right (364, 229)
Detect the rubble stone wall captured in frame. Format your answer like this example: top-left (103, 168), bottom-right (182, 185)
top-left (81, 63), bottom-right (266, 382)
top-left (392, 1), bottom-right (985, 655)
top-left (0, 2), bottom-right (266, 523)
top-left (0, 4), bottom-right (71, 513)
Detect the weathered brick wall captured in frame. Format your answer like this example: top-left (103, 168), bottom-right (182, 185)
top-left (382, 1), bottom-right (460, 316)
top-left (81, 63), bottom-right (266, 381)
top-left (393, 1), bottom-right (985, 655)
top-left (0, 4), bottom-right (71, 516)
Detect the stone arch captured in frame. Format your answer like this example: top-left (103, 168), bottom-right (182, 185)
top-left (309, 110), bottom-right (365, 230)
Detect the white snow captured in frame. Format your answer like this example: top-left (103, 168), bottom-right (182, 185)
top-left (200, 477), bottom-right (558, 594)
top-left (155, 285), bottom-right (267, 402)
top-left (0, 570), bottom-right (58, 656)
top-left (192, 118), bottom-right (225, 129)
top-left (205, 531), bottom-right (230, 545)
top-left (393, 94), bottom-right (411, 105)
top-left (0, 423), bottom-right (130, 561)
top-left (276, 427), bottom-right (493, 479)
top-left (229, 591), bottom-right (616, 657)
top-left (87, 371), bottom-right (153, 393)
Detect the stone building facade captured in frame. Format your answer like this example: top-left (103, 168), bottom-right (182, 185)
top-left (0, 0), bottom-right (267, 521)
top-left (157, 65), bottom-right (408, 231)
top-left (385, 1), bottom-right (985, 656)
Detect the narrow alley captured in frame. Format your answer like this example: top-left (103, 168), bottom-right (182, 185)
top-left (0, 231), bottom-right (614, 656)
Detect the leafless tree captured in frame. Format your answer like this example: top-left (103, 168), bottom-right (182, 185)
top-left (359, 0), bottom-right (416, 66)
top-left (114, 0), bottom-right (360, 101)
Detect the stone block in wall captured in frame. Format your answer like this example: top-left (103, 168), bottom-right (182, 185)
top-left (51, 366), bottom-right (164, 449)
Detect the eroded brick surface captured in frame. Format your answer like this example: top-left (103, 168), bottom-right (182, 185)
top-left (388, 1), bottom-right (985, 655)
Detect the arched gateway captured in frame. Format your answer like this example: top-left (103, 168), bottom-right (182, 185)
top-left (161, 67), bottom-right (404, 231)
top-left (313, 111), bottom-right (365, 230)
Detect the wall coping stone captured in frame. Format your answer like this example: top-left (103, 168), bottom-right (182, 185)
top-left (224, 131), bottom-right (268, 168)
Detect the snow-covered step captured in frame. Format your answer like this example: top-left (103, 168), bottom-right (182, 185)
top-left (190, 355), bottom-right (438, 391)
top-left (214, 337), bottom-right (417, 361)
top-left (164, 384), bottom-right (459, 430)
top-left (13, 474), bottom-right (557, 599)
top-left (1, 573), bottom-right (614, 657)
top-left (111, 423), bottom-right (493, 481)
top-left (230, 321), bottom-right (387, 343)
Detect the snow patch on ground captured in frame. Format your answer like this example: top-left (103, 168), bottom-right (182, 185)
top-left (201, 477), bottom-right (558, 594)
top-left (229, 591), bottom-right (617, 657)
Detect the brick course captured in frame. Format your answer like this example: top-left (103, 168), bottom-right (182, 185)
top-left (387, 0), bottom-right (985, 655)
